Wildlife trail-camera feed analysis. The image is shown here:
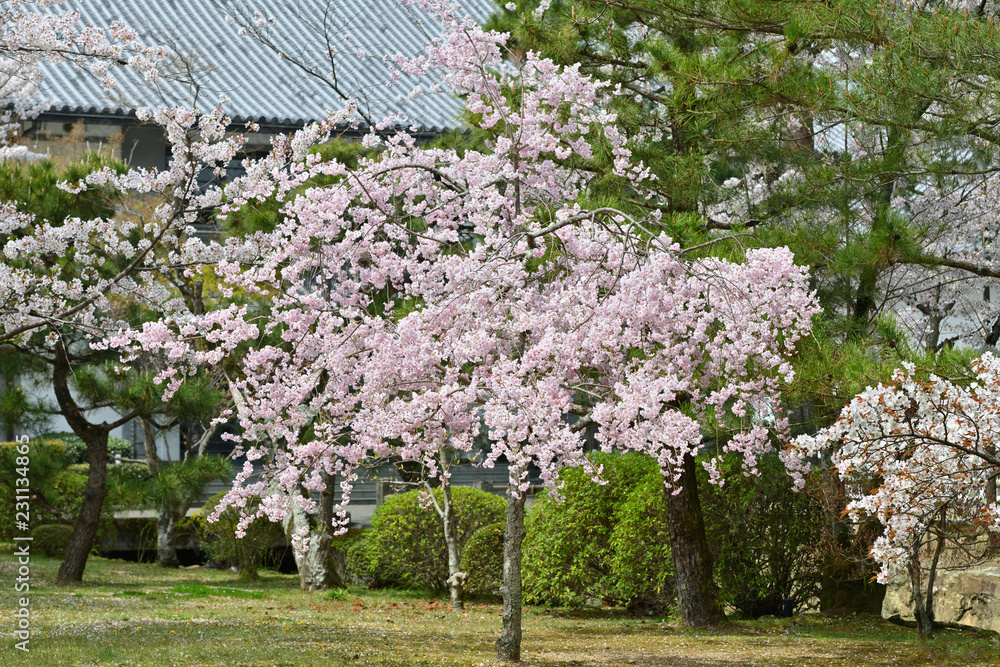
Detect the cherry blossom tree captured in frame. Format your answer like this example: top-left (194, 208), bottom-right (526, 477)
top-left (0, 1), bottom-right (193, 584)
top-left (786, 356), bottom-right (1000, 638)
top-left (96, 4), bottom-right (822, 657)
top-left (0, 5), bottom-right (819, 658)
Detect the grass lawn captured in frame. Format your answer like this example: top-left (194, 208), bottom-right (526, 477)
top-left (1, 552), bottom-right (999, 666)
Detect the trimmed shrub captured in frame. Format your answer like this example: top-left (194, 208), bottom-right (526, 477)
top-left (608, 471), bottom-right (673, 614)
top-left (32, 524), bottom-right (73, 558)
top-left (522, 452), bottom-right (660, 609)
top-left (462, 521), bottom-right (504, 598)
top-left (193, 491), bottom-right (286, 580)
top-left (349, 486), bottom-right (504, 591)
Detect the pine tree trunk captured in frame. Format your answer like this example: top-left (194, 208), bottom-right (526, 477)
top-left (56, 429), bottom-right (109, 584)
top-left (662, 453), bottom-right (725, 627)
top-left (53, 354), bottom-right (110, 585)
top-left (157, 507), bottom-right (182, 568)
top-left (496, 473), bottom-right (526, 662)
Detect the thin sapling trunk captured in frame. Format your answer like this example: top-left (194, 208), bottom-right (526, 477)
top-left (496, 469), bottom-right (527, 662)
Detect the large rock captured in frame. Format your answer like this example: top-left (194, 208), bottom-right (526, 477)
top-left (883, 564), bottom-right (1000, 632)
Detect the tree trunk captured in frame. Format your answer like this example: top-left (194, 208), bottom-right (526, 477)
top-left (496, 472), bottom-right (526, 662)
top-left (908, 558), bottom-right (933, 640)
top-left (281, 483), bottom-right (344, 592)
top-left (56, 428), bottom-right (109, 583)
top-left (296, 532), bottom-right (342, 592)
top-left (316, 472), bottom-right (348, 587)
top-left (53, 353), bottom-right (110, 585)
top-left (662, 453), bottom-right (725, 627)
top-left (142, 417), bottom-right (185, 569)
top-left (157, 506), bottom-right (183, 568)
top-left (440, 481), bottom-right (466, 611)
top-left (909, 518), bottom-right (948, 640)
top-left (423, 452), bottom-right (466, 611)
top-left (1, 372), bottom-right (15, 441)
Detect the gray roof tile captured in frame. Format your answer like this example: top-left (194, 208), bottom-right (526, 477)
top-left (35, 0), bottom-right (497, 130)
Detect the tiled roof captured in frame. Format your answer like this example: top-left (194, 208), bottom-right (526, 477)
top-left (36, 0), bottom-right (497, 131)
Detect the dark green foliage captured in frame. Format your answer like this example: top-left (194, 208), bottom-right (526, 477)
top-left (700, 452), bottom-right (825, 618)
top-left (194, 491), bottom-right (286, 580)
top-left (348, 487), bottom-right (505, 591)
top-left (41, 431), bottom-right (131, 465)
top-left (0, 440), bottom-right (123, 544)
top-left (0, 370), bottom-right (50, 438)
top-left (0, 153), bottom-right (121, 223)
top-left (32, 523), bottom-right (74, 558)
top-left (461, 521), bottom-right (504, 598)
top-left (522, 451), bottom-right (824, 617)
top-left (0, 440), bottom-right (72, 537)
top-left (521, 452), bottom-right (667, 611)
top-left (105, 462), bottom-right (151, 497)
top-left (107, 455), bottom-right (231, 511)
top-left (485, 0), bottom-right (1000, 359)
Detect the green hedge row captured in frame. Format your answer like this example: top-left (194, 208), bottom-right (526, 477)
top-left (344, 452), bottom-right (825, 619)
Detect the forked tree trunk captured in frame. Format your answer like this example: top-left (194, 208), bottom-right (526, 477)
top-left (662, 453), bottom-right (725, 627)
top-left (496, 472), bottom-right (526, 662)
top-left (423, 451), bottom-right (466, 611)
top-left (908, 558), bottom-right (933, 640)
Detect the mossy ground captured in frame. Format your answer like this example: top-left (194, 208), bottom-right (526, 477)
top-left (0, 552), bottom-right (998, 666)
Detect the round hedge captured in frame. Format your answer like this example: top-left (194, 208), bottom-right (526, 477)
top-left (699, 452), bottom-right (825, 618)
top-left (348, 486), bottom-right (504, 591)
top-left (522, 451), bottom-right (661, 609)
top-left (521, 449), bottom-right (825, 618)
top-left (32, 523), bottom-right (73, 558)
top-left (461, 521), bottom-right (504, 598)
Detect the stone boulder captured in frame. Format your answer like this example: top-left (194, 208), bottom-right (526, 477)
top-left (883, 564), bottom-right (1000, 633)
